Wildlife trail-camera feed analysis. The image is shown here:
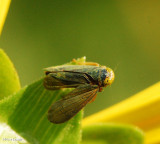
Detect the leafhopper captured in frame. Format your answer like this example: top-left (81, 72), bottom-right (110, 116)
top-left (44, 60), bottom-right (115, 124)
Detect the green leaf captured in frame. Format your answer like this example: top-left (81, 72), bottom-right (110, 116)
top-left (0, 56), bottom-right (86, 144)
top-left (0, 49), bottom-right (21, 100)
top-left (82, 123), bottom-right (144, 144)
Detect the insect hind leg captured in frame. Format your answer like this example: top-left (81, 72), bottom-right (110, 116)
top-left (72, 59), bottom-right (100, 66)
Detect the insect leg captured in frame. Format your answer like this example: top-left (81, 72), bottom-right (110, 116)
top-left (88, 94), bottom-right (97, 103)
top-left (72, 59), bottom-right (100, 66)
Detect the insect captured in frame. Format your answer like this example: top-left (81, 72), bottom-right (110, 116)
top-left (44, 60), bottom-right (115, 124)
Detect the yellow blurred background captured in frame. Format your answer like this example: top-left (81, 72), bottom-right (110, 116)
top-left (0, 0), bottom-right (160, 117)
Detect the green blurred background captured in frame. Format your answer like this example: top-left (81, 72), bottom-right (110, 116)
top-left (0, 0), bottom-right (160, 117)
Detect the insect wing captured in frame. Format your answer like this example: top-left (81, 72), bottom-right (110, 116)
top-left (44, 65), bottom-right (98, 73)
top-left (48, 84), bottom-right (98, 124)
top-left (44, 71), bottom-right (91, 90)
